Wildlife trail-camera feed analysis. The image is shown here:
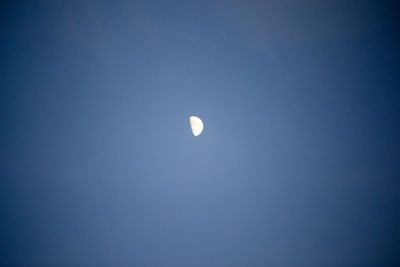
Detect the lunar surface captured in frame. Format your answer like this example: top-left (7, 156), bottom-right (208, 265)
top-left (190, 116), bottom-right (204, 136)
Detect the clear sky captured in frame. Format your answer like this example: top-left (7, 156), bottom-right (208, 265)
top-left (1, 1), bottom-right (400, 266)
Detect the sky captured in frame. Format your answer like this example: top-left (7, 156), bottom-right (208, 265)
top-left (1, 1), bottom-right (400, 266)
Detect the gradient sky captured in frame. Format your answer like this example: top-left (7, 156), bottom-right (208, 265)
top-left (1, 1), bottom-right (400, 266)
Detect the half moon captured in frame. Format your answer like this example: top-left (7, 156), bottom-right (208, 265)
top-left (190, 116), bottom-right (204, 136)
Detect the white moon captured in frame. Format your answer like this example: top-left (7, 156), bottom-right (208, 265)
top-left (190, 116), bottom-right (204, 136)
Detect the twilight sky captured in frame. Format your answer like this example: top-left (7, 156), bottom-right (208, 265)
top-left (1, 1), bottom-right (400, 266)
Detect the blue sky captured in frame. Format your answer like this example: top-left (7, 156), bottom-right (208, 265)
top-left (1, 1), bottom-right (400, 266)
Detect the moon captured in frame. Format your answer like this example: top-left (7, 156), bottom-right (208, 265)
top-left (190, 116), bottom-right (204, 136)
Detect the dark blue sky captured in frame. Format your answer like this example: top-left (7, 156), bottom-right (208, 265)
top-left (1, 1), bottom-right (400, 266)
